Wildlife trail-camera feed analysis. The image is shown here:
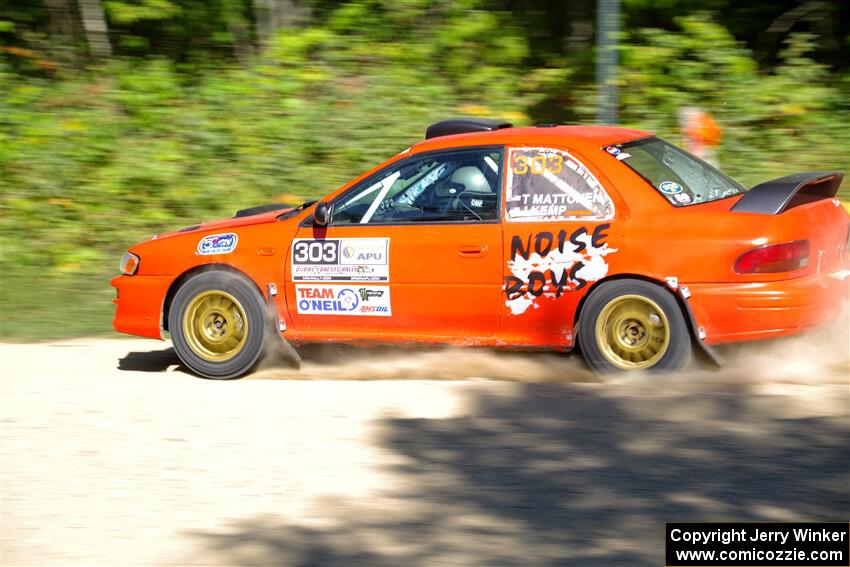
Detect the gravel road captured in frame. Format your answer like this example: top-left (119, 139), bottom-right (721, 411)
top-left (2, 323), bottom-right (848, 566)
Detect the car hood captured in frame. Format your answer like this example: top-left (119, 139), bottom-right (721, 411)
top-left (153, 205), bottom-right (299, 241)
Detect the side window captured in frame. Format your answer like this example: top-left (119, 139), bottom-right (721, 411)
top-left (505, 147), bottom-right (614, 222)
top-left (331, 148), bottom-right (503, 225)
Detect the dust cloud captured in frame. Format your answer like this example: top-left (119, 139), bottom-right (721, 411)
top-left (254, 303), bottom-right (848, 385)
top-left (255, 343), bottom-right (597, 382)
top-left (690, 301), bottom-right (848, 386)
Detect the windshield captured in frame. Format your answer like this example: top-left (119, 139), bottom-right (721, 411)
top-left (608, 138), bottom-right (746, 206)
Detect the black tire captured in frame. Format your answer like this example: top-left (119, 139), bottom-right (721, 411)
top-left (577, 279), bottom-right (691, 373)
top-left (168, 271), bottom-right (269, 379)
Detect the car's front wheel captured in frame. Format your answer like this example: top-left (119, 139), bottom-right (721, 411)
top-left (169, 271), bottom-right (268, 379)
top-left (578, 279), bottom-right (691, 373)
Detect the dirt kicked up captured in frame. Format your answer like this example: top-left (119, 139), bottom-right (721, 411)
top-left (1, 313), bottom-right (847, 566)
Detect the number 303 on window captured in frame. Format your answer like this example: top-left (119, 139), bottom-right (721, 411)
top-left (512, 154), bottom-right (564, 175)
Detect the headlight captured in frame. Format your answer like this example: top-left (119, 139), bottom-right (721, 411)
top-left (119, 252), bottom-right (140, 275)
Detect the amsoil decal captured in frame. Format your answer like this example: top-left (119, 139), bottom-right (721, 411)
top-left (197, 233), bottom-right (238, 255)
top-left (505, 147), bottom-right (614, 223)
top-left (295, 285), bottom-right (392, 316)
top-left (505, 224), bottom-right (617, 315)
top-left (291, 238), bottom-right (389, 281)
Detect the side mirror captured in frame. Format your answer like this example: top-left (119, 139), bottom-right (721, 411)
top-left (313, 201), bottom-right (332, 226)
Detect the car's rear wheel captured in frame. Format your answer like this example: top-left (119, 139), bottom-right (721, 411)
top-left (578, 279), bottom-right (690, 373)
top-left (169, 271), bottom-right (268, 379)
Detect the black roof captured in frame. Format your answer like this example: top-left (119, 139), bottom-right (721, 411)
top-left (425, 118), bottom-right (513, 140)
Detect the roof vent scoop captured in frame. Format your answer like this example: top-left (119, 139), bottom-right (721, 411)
top-left (234, 203), bottom-right (290, 218)
top-left (425, 118), bottom-right (513, 140)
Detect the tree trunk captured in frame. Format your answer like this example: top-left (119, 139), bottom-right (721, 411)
top-left (253, 0), bottom-right (272, 43)
top-left (228, 19), bottom-right (254, 65)
top-left (76, 0), bottom-right (111, 58)
top-left (253, 0), bottom-right (303, 45)
top-left (566, 0), bottom-right (593, 53)
top-left (44, 0), bottom-right (78, 39)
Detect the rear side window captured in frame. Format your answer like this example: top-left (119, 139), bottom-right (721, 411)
top-left (505, 147), bottom-right (615, 222)
top-left (609, 137), bottom-right (746, 206)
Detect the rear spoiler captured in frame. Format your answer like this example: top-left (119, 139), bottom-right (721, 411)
top-left (731, 171), bottom-right (844, 214)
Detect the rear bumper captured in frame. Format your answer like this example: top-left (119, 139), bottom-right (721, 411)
top-left (686, 272), bottom-right (849, 345)
top-left (110, 275), bottom-right (174, 340)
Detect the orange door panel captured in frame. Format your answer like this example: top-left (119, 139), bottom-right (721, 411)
top-left (285, 223), bottom-right (503, 338)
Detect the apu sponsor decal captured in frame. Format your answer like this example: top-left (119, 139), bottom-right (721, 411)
top-left (292, 238), bottom-right (389, 281)
top-left (340, 240), bottom-right (386, 264)
top-left (295, 285), bottom-right (392, 316)
top-left (504, 223), bottom-right (618, 315)
top-left (197, 233), bottom-right (238, 255)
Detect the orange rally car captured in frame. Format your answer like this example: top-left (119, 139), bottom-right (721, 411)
top-left (111, 119), bottom-right (850, 378)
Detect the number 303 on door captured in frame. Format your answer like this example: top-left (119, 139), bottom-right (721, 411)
top-left (293, 240), bottom-right (338, 264)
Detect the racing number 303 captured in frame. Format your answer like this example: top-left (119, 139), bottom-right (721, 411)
top-left (294, 240), bottom-right (337, 263)
top-left (512, 154), bottom-right (564, 176)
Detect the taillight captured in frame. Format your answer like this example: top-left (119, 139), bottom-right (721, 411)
top-left (734, 240), bottom-right (809, 274)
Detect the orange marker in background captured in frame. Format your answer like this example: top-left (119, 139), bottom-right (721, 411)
top-left (679, 107), bottom-right (722, 167)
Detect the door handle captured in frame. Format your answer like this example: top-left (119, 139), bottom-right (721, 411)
top-left (458, 245), bottom-right (488, 258)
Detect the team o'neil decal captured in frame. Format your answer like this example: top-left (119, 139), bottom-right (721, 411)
top-left (505, 224), bottom-right (617, 315)
top-left (291, 238), bottom-right (389, 281)
top-left (197, 233), bottom-right (238, 255)
top-left (296, 285), bottom-right (391, 316)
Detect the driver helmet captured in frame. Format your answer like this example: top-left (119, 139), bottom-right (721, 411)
top-left (449, 166), bottom-right (491, 193)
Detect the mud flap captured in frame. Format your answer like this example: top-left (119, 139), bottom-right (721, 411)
top-left (266, 283), bottom-right (302, 369)
top-left (274, 334), bottom-right (302, 369)
top-left (675, 286), bottom-right (723, 368)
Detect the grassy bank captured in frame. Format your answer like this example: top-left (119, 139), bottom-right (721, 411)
top-left (1, 10), bottom-right (847, 341)
top-left (1, 268), bottom-right (118, 340)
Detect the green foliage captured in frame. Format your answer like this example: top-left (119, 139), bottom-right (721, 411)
top-left (599, 16), bottom-right (849, 189)
top-left (1, 5), bottom-right (848, 339)
top-left (0, 267), bottom-right (117, 340)
top-left (1, 3), bottom-right (528, 281)
top-left (105, 0), bottom-right (182, 24)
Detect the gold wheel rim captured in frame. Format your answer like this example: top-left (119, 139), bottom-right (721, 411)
top-left (595, 294), bottom-right (670, 370)
top-left (182, 290), bottom-right (248, 362)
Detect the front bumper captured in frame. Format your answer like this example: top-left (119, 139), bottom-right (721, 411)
top-left (110, 275), bottom-right (174, 340)
top-left (686, 271), bottom-right (849, 345)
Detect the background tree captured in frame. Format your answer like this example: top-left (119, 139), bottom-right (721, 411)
top-left (77, 0), bottom-right (110, 57)
top-left (0, 0), bottom-right (848, 338)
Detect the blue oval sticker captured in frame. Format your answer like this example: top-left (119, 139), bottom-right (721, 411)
top-left (659, 181), bottom-right (683, 195)
top-left (197, 233), bottom-right (239, 255)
